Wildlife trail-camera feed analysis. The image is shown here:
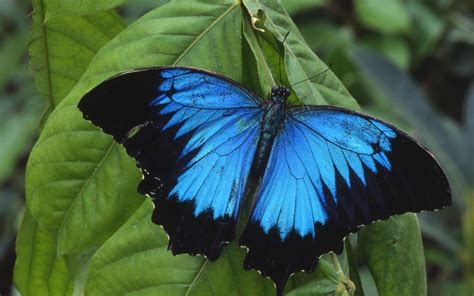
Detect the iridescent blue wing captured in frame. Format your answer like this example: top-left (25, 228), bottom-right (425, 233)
top-left (240, 106), bottom-right (451, 295)
top-left (79, 67), bottom-right (263, 260)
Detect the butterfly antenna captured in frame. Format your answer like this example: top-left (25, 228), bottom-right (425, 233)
top-left (278, 31), bottom-right (290, 85)
top-left (290, 63), bottom-right (333, 88)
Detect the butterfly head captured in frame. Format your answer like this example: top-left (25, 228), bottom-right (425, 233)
top-left (271, 85), bottom-right (291, 104)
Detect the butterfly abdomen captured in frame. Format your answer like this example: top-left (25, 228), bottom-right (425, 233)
top-left (246, 99), bottom-right (287, 189)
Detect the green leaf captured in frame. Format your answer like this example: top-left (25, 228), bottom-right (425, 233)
top-left (14, 208), bottom-right (73, 296)
top-left (44, 0), bottom-right (127, 19)
top-left (359, 36), bottom-right (410, 70)
top-left (355, 0), bottom-right (411, 34)
top-left (0, 98), bottom-right (41, 183)
top-left (26, 3), bottom-right (136, 256)
top-left (345, 240), bottom-right (364, 296)
top-left (0, 27), bottom-right (29, 87)
top-left (243, 0), bottom-right (358, 109)
top-left (241, 20), bottom-right (272, 96)
top-left (120, 0), bottom-right (170, 23)
top-left (358, 268), bottom-right (378, 296)
top-left (81, 1), bottom-right (244, 87)
top-left (464, 83), bottom-right (474, 157)
top-left (29, 0), bottom-right (125, 113)
top-left (281, 0), bottom-right (326, 16)
top-left (85, 201), bottom-right (274, 295)
top-left (407, 2), bottom-right (443, 60)
top-left (26, 109), bottom-right (146, 255)
top-left (26, 1), bottom-right (275, 294)
top-left (286, 255), bottom-right (355, 296)
top-left (358, 214), bottom-right (427, 296)
top-left (299, 21), bottom-right (353, 54)
top-left (243, 19), bottom-right (278, 96)
top-left (463, 190), bottom-right (474, 294)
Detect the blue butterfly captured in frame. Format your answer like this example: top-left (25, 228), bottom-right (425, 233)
top-left (79, 67), bottom-right (451, 295)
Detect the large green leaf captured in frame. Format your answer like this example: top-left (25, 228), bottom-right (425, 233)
top-left (44, 0), bottom-right (127, 19)
top-left (15, 3), bottom-right (126, 294)
top-left (281, 0), bottom-right (326, 16)
top-left (27, 112), bottom-right (146, 255)
top-left (85, 201), bottom-right (274, 295)
top-left (77, 1), bottom-right (245, 88)
top-left (29, 0), bottom-right (125, 114)
top-left (27, 2), bottom-right (133, 257)
top-left (14, 208), bottom-right (73, 296)
top-left (358, 214), bottom-right (427, 296)
top-left (26, 1), bottom-right (278, 294)
top-left (354, 0), bottom-right (410, 34)
top-left (243, 0), bottom-right (357, 109)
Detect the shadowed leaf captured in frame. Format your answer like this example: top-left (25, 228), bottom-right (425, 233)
top-left (358, 214), bottom-right (427, 296)
top-left (14, 208), bottom-right (73, 296)
top-left (29, 0), bottom-right (125, 115)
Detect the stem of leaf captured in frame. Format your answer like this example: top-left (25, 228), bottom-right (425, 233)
top-left (330, 251), bottom-right (345, 280)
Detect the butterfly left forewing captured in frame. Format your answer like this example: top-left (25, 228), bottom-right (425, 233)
top-left (79, 67), bottom-right (263, 260)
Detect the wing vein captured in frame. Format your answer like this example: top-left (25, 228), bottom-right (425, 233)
top-left (290, 115), bottom-right (381, 156)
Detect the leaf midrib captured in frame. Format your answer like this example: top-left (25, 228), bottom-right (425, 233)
top-left (185, 260), bottom-right (209, 296)
top-left (174, 2), bottom-right (240, 65)
top-left (37, 0), bottom-right (56, 109)
top-left (56, 0), bottom-right (241, 276)
top-left (57, 140), bottom-right (116, 249)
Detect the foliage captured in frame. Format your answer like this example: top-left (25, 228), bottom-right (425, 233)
top-left (0, 1), bottom-right (43, 294)
top-left (0, 0), bottom-right (471, 295)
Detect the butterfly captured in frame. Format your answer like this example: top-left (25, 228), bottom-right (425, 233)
top-left (78, 66), bottom-right (451, 295)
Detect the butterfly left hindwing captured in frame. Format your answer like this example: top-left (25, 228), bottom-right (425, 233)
top-left (79, 67), bottom-right (263, 260)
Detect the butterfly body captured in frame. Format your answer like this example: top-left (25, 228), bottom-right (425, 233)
top-left (79, 67), bottom-right (451, 296)
top-left (249, 86), bottom-right (290, 187)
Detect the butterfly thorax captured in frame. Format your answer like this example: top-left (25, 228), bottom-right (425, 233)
top-left (263, 85), bottom-right (290, 135)
top-left (270, 85), bottom-right (291, 104)
top-left (247, 86), bottom-right (291, 186)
